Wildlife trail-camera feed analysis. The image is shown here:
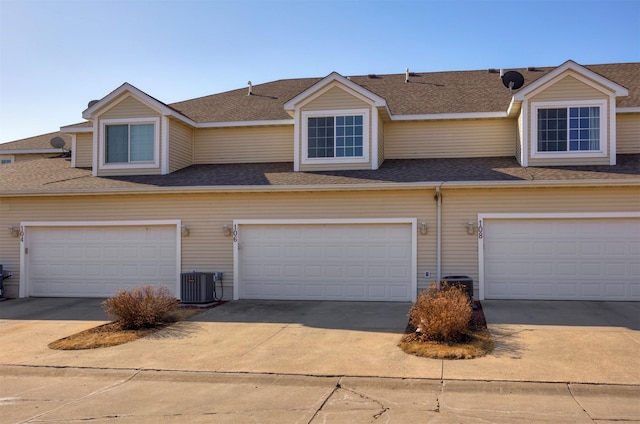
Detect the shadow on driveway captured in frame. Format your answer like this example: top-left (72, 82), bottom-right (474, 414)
top-left (481, 300), bottom-right (640, 331)
top-left (0, 298), bottom-right (413, 333)
top-left (0, 298), bottom-right (109, 321)
top-left (190, 300), bottom-right (412, 333)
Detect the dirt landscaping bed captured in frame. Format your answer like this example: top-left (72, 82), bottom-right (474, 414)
top-left (399, 301), bottom-right (494, 360)
top-left (48, 303), bottom-right (225, 350)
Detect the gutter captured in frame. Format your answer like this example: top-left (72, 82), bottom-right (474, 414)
top-left (1, 179), bottom-right (639, 198)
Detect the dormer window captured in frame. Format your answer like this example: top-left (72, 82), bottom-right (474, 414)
top-left (99, 117), bottom-right (160, 170)
top-left (106, 123), bottom-right (154, 163)
top-left (531, 100), bottom-right (607, 159)
top-left (302, 109), bottom-right (369, 165)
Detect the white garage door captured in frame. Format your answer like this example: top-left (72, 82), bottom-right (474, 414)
top-left (238, 223), bottom-right (414, 301)
top-left (27, 225), bottom-right (178, 297)
top-left (483, 218), bottom-right (640, 300)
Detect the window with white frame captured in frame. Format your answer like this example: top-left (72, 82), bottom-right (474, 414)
top-left (100, 118), bottom-right (159, 168)
top-left (532, 100), bottom-right (607, 157)
top-left (302, 109), bottom-right (369, 163)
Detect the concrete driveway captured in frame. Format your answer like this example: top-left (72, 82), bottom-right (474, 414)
top-left (0, 298), bottom-right (639, 384)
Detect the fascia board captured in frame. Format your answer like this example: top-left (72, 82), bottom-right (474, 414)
top-left (82, 83), bottom-right (196, 127)
top-left (618, 107), bottom-right (640, 113)
top-left (284, 72), bottom-right (387, 110)
top-left (197, 119), bottom-right (294, 128)
top-left (0, 149), bottom-right (63, 154)
top-left (513, 60), bottom-right (629, 101)
top-left (391, 111), bottom-right (508, 121)
top-left (60, 126), bottom-right (93, 133)
top-left (2, 178), bottom-right (638, 198)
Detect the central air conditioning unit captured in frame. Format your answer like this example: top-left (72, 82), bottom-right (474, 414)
top-left (180, 272), bottom-right (216, 303)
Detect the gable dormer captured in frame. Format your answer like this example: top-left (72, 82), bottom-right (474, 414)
top-left (510, 61), bottom-right (629, 167)
top-left (82, 83), bottom-right (195, 177)
top-left (284, 73), bottom-right (388, 172)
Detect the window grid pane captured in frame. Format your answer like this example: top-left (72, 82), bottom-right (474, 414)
top-left (538, 108), bottom-right (567, 152)
top-left (335, 115), bottom-right (363, 158)
top-left (569, 107), bottom-right (599, 151)
top-left (308, 117), bottom-right (334, 158)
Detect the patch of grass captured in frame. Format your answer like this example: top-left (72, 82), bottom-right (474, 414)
top-left (48, 306), bottom-right (212, 350)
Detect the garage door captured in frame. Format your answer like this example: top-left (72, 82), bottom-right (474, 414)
top-left (238, 223), bottom-right (414, 301)
top-left (483, 218), bottom-right (640, 300)
top-left (27, 225), bottom-right (178, 297)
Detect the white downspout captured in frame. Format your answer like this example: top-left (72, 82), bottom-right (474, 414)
top-left (435, 185), bottom-right (442, 283)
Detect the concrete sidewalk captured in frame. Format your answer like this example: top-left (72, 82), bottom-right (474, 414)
top-left (1, 298), bottom-right (638, 384)
top-left (2, 365), bottom-right (639, 423)
top-left (0, 298), bottom-right (639, 422)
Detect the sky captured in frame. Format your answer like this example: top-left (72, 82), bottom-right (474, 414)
top-left (0, 0), bottom-right (638, 144)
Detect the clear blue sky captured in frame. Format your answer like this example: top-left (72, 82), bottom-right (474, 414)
top-left (1, 0), bottom-right (638, 143)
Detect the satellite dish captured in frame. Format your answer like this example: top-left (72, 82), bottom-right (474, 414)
top-left (87, 100), bottom-right (99, 108)
top-left (501, 71), bottom-right (525, 91)
top-left (50, 136), bottom-right (66, 149)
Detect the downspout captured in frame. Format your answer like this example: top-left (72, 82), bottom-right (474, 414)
top-left (435, 184), bottom-right (443, 283)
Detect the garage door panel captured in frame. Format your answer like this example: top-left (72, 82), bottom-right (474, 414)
top-left (28, 226), bottom-right (177, 298)
top-left (239, 223), bottom-right (413, 301)
top-left (484, 218), bottom-right (640, 300)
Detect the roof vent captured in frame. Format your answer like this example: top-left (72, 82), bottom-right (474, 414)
top-left (247, 81), bottom-right (252, 96)
top-left (87, 100), bottom-right (99, 108)
top-left (488, 68), bottom-right (499, 73)
top-left (405, 67), bottom-right (410, 83)
top-left (527, 66), bottom-right (537, 71)
top-left (367, 74), bottom-right (379, 79)
top-left (499, 69), bottom-right (505, 77)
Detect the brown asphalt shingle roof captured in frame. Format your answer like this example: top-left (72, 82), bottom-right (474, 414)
top-left (0, 131), bottom-right (71, 150)
top-left (1, 155), bottom-right (638, 194)
top-left (168, 63), bottom-right (640, 123)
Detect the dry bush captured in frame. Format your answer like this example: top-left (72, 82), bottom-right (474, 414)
top-left (408, 282), bottom-right (472, 343)
top-left (102, 285), bottom-right (180, 330)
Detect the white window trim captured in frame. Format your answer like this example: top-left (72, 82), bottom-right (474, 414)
top-left (99, 117), bottom-right (160, 170)
top-left (301, 109), bottom-right (370, 165)
top-left (531, 99), bottom-right (607, 159)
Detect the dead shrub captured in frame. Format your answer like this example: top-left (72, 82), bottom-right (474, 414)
top-left (102, 285), bottom-right (180, 330)
top-left (408, 282), bottom-right (472, 343)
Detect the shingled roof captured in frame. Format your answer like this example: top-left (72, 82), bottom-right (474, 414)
top-left (1, 155), bottom-right (638, 195)
top-left (0, 131), bottom-right (71, 150)
top-left (168, 63), bottom-right (640, 123)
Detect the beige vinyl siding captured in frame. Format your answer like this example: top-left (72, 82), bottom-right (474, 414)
top-left (439, 186), bottom-right (640, 295)
top-left (2, 185), bottom-right (638, 299)
top-left (530, 74), bottom-right (608, 102)
top-left (384, 119), bottom-right (516, 159)
top-left (616, 113), bottom-right (640, 154)
top-left (100, 94), bottom-right (159, 119)
top-left (526, 73), bottom-right (612, 166)
top-left (193, 126), bottom-right (293, 164)
top-left (0, 189), bottom-right (435, 299)
top-left (377, 115), bottom-right (384, 167)
top-left (168, 119), bottom-right (193, 172)
top-left (74, 133), bottom-right (93, 168)
top-left (301, 85), bottom-right (370, 111)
